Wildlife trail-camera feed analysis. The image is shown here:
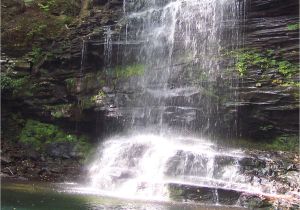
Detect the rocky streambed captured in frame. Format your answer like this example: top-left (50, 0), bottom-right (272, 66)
top-left (1, 141), bottom-right (85, 182)
top-left (168, 150), bottom-right (300, 209)
top-left (2, 139), bottom-right (299, 209)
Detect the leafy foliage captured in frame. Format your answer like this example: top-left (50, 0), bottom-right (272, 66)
top-left (233, 50), bottom-right (275, 76)
top-left (24, 0), bottom-right (34, 6)
top-left (38, 0), bottom-right (55, 12)
top-left (232, 135), bottom-right (299, 152)
top-left (287, 23), bottom-right (300, 31)
top-left (265, 135), bottom-right (299, 151)
top-left (26, 24), bottom-right (47, 39)
top-left (227, 49), bottom-right (299, 86)
top-left (25, 47), bottom-right (44, 65)
top-left (278, 61), bottom-right (298, 78)
top-left (113, 64), bottom-right (145, 78)
top-left (28, 0), bottom-right (81, 16)
top-left (20, 120), bottom-right (90, 152)
top-left (91, 90), bottom-right (106, 105)
top-left (1, 73), bottom-right (29, 94)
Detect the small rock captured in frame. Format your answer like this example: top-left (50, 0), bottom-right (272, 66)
top-left (287, 164), bottom-right (297, 171)
top-left (17, 176), bottom-right (29, 181)
top-left (109, 104), bottom-right (116, 108)
top-left (1, 156), bottom-right (12, 165)
top-left (102, 86), bottom-right (112, 93)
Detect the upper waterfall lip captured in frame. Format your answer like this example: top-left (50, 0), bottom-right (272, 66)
top-left (126, 1), bottom-right (182, 19)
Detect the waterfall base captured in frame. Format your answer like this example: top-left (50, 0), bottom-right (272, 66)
top-left (84, 132), bottom-right (299, 208)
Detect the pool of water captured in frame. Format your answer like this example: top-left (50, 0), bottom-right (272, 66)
top-left (1, 180), bottom-right (246, 210)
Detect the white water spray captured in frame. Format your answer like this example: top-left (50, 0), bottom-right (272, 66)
top-left (86, 0), bottom-right (261, 203)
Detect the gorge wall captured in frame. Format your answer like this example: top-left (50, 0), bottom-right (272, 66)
top-left (1, 0), bottom-right (299, 157)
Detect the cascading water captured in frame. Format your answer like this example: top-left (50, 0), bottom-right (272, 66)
top-left (110, 0), bottom-right (244, 134)
top-left (85, 0), bottom-right (274, 204)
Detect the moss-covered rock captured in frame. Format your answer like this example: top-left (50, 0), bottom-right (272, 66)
top-left (230, 134), bottom-right (299, 152)
top-left (226, 48), bottom-right (299, 87)
top-left (20, 119), bottom-right (91, 154)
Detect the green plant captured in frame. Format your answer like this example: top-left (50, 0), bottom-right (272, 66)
top-left (168, 185), bottom-right (184, 201)
top-left (1, 74), bottom-right (29, 94)
top-left (113, 64), bottom-right (145, 78)
top-left (281, 81), bottom-right (300, 87)
top-left (65, 78), bottom-right (76, 90)
top-left (37, 0), bottom-right (56, 12)
top-left (91, 90), bottom-right (106, 105)
top-left (20, 120), bottom-right (91, 152)
top-left (228, 49), bottom-right (299, 81)
top-left (234, 50), bottom-right (273, 76)
top-left (26, 47), bottom-right (44, 65)
top-left (78, 97), bottom-right (95, 109)
top-left (26, 24), bottom-right (47, 39)
top-left (278, 61), bottom-right (298, 78)
top-left (287, 23), bottom-right (300, 31)
top-left (265, 135), bottom-right (299, 151)
top-left (1, 74), bottom-right (15, 91)
top-left (24, 0), bottom-right (34, 6)
top-left (232, 135), bottom-right (299, 152)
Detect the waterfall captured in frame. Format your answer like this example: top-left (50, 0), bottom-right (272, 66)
top-left (86, 0), bottom-right (261, 203)
top-left (80, 39), bottom-right (86, 74)
top-left (104, 26), bottom-right (113, 68)
top-left (111, 0), bottom-right (244, 133)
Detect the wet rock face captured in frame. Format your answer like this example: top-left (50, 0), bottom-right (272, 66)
top-left (92, 0), bottom-right (109, 6)
top-left (1, 0), bottom-right (299, 142)
top-left (1, 0), bottom-right (26, 17)
top-left (0, 141), bottom-right (84, 182)
top-left (226, 0), bottom-right (300, 138)
top-left (1, 0), bottom-right (125, 140)
top-left (45, 142), bottom-right (81, 159)
top-left (167, 151), bottom-right (300, 209)
top-left (168, 183), bottom-right (266, 207)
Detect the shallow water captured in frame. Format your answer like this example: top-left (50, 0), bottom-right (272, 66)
top-left (1, 180), bottom-right (246, 210)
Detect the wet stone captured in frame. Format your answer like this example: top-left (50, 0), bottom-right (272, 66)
top-left (238, 194), bottom-right (272, 209)
top-left (168, 183), bottom-right (242, 205)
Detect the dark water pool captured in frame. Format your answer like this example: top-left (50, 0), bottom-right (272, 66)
top-left (1, 180), bottom-right (246, 210)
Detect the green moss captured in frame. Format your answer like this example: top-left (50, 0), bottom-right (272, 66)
top-left (26, 24), bottom-right (47, 39)
top-left (2, 0), bottom-right (76, 53)
top-left (168, 185), bottom-right (184, 201)
top-left (232, 50), bottom-right (273, 76)
top-left (227, 49), bottom-right (299, 83)
top-left (80, 97), bottom-right (95, 109)
top-left (287, 23), bottom-right (300, 31)
top-left (24, 0), bottom-right (34, 6)
top-left (1, 73), bottom-right (30, 95)
top-left (20, 120), bottom-right (91, 153)
top-left (281, 81), bottom-right (300, 87)
top-left (25, 47), bottom-right (44, 65)
top-left (91, 90), bottom-right (106, 105)
top-left (26, 0), bottom-right (81, 16)
top-left (278, 61), bottom-right (298, 78)
top-left (65, 78), bottom-right (76, 91)
top-left (113, 64), bottom-right (145, 79)
top-left (265, 135), bottom-right (299, 151)
top-left (232, 134), bottom-right (299, 152)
